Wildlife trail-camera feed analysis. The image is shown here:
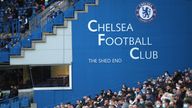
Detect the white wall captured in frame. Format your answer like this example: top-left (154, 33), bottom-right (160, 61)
top-left (10, 21), bottom-right (72, 65)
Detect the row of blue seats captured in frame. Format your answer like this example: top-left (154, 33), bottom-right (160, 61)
top-left (0, 0), bottom-right (96, 63)
top-left (0, 96), bottom-right (30, 108)
top-left (0, 2), bottom-right (33, 17)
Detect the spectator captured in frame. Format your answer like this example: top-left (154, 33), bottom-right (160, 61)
top-left (145, 101), bottom-right (153, 108)
top-left (162, 99), bottom-right (170, 108)
top-left (184, 97), bottom-right (192, 108)
top-left (9, 85), bottom-right (18, 98)
top-left (9, 85), bottom-right (14, 98)
top-left (154, 100), bottom-right (162, 108)
top-left (0, 89), bottom-right (3, 101)
top-left (53, 68), bottom-right (192, 108)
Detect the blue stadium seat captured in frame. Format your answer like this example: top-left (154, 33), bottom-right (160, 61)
top-left (30, 27), bottom-right (43, 40)
top-left (74, 0), bottom-right (85, 11)
top-left (20, 97), bottom-right (30, 108)
top-left (21, 38), bottom-right (32, 48)
top-left (10, 101), bottom-right (19, 108)
top-left (0, 50), bottom-right (9, 62)
top-left (53, 12), bottom-right (64, 25)
top-left (0, 103), bottom-right (10, 108)
top-left (43, 19), bottom-right (54, 33)
top-left (9, 42), bottom-right (22, 56)
top-left (64, 7), bottom-right (75, 18)
top-left (47, 18), bottom-right (55, 32)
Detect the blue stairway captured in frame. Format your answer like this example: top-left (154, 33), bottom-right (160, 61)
top-left (0, 0), bottom-right (98, 63)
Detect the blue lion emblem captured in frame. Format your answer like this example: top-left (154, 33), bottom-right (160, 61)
top-left (136, 2), bottom-right (156, 22)
top-left (142, 6), bottom-right (151, 18)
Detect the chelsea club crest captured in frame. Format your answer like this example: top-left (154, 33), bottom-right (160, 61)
top-left (136, 2), bottom-right (157, 22)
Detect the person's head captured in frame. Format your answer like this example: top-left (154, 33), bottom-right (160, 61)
top-left (166, 85), bottom-right (172, 93)
top-left (14, 86), bottom-right (17, 89)
top-left (113, 92), bottom-right (117, 97)
top-left (143, 83), bottom-right (147, 89)
top-left (186, 90), bottom-right (192, 97)
top-left (122, 84), bottom-right (127, 89)
top-left (145, 101), bottom-right (153, 108)
top-left (76, 100), bottom-right (79, 104)
top-left (176, 83), bottom-right (181, 90)
top-left (185, 76), bottom-right (190, 82)
top-left (136, 88), bottom-right (140, 93)
top-left (166, 78), bottom-right (172, 83)
top-left (184, 97), bottom-right (192, 108)
top-left (129, 104), bottom-right (133, 108)
top-left (127, 87), bottom-right (131, 91)
top-left (107, 89), bottom-right (112, 95)
top-left (139, 97), bottom-right (145, 105)
top-left (108, 105), bottom-right (115, 108)
top-left (132, 104), bottom-right (138, 108)
top-left (132, 87), bottom-right (136, 91)
top-left (104, 99), bottom-right (109, 106)
top-left (164, 71), bottom-right (169, 77)
top-left (178, 80), bottom-right (183, 84)
top-left (163, 99), bottom-right (170, 108)
top-left (60, 103), bottom-right (65, 108)
top-left (155, 100), bottom-right (162, 108)
top-left (100, 90), bottom-right (105, 96)
top-left (169, 101), bottom-right (175, 108)
top-left (10, 85), bottom-right (14, 88)
top-left (174, 71), bottom-right (178, 75)
top-left (152, 80), bottom-right (156, 85)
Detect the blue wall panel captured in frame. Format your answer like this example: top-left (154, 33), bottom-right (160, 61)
top-left (34, 0), bottom-right (192, 107)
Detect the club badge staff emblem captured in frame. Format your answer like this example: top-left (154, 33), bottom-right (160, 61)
top-left (136, 2), bottom-right (157, 22)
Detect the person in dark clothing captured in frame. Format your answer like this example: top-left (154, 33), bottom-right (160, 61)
top-left (0, 89), bottom-right (3, 101)
top-left (9, 85), bottom-right (14, 98)
top-left (175, 94), bottom-right (183, 108)
top-left (9, 85), bottom-right (18, 98)
top-left (13, 86), bottom-right (18, 97)
top-left (17, 0), bottom-right (25, 7)
top-left (173, 71), bottom-right (182, 83)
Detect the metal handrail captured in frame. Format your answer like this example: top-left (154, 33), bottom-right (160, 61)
top-left (0, 0), bottom-right (70, 43)
top-left (0, 0), bottom-right (71, 52)
top-left (29, 0), bottom-right (70, 36)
